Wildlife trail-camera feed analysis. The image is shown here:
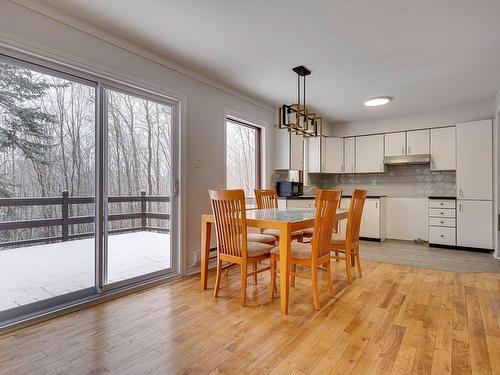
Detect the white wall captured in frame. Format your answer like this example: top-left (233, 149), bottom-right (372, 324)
top-left (0, 0), bottom-right (275, 273)
top-left (496, 89), bottom-right (500, 258)
top-left (329, 99), bottom-right (495, 137)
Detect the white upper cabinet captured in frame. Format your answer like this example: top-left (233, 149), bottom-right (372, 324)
top-left (275, 129), bottom-right (304, 170)
top-left (456, 120), bottom-right (492, 200)
top-left (406, 129), bottom-right (429, 155)
top-left (324, 137), bottom-right (343, 173)
top-left (355, 134), bottom-right (385, 173)
top-left (307, 137), bottom-right (343, 173)
top-left (344, 137), bottom-right (355, 174)
top-left (430, 127), bottom-right (456, 171)
top-left (384, 132), bottom-right (406, 156)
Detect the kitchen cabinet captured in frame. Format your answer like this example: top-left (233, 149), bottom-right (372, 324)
top-left (339, 197), bottom-right (386, 241)
top-left (428, 198), bottom-right (456, 247)
top-left (406, 129), bottom-right (429, 155)
top-left (279, 197), bottom-right (315, 209)
top-left (355, 134), bottom-right (385, 173)
top-left (456, 120), bottom-right (492, 200)
top-left (275, 128), bottom-right (304, 170)
top-left (430, 127), bottom-right (456, 170)
top-left (457, 200), bottom-right (493, 249)
top-left (344, 137), bottom-right (355, 173)
top-left (307, 137), bottom-right (343, 173)
top-left (384, 132), bottom-right (406, 157)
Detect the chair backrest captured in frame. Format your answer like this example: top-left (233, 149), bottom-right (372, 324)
top-left (254, 188), bottom-right (279, 209)
top-left (311, 189), bottom-right (342, 260)
top-left (345, 189), bottom-right (367, 245)
top-left (333, 189), bottom-right (343, 232)
top-left (208, 189), bottom-right (247, 258)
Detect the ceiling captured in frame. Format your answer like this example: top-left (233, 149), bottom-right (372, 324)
top-left (42, 0), bottom-right (500, 123)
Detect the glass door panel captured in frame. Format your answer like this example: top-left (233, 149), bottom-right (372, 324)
top-left (104, 88), bottom-right (173, 284)
top-left (0, 57), bottom-right (96, 320)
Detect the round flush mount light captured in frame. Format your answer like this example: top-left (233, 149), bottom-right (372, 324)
top-left (364, 96), bottom-right (393, 107)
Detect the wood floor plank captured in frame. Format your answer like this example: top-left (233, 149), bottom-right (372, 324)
top-left (0, 260), bottom-right (498, 375)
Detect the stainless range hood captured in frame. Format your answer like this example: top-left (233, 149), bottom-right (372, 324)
top-left (383, 154), bottom-right (431, 165)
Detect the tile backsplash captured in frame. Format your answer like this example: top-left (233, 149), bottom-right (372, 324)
top-left (272, 165), bottom-right (456, 198)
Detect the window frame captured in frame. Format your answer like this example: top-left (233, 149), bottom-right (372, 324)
top-left (225, 116), bottom-right (262, 194)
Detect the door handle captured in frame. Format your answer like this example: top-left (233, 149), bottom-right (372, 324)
top-left (459, 203), bottom-right (463, 212)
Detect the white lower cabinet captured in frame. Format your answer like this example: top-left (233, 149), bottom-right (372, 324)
top-left (429, 227), bottom-right (456, 246)
top-left (339, 197), bottom-right (386, 241)
top-left (457, 200), bottom-right (493, 249)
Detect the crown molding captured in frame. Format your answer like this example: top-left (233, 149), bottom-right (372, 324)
top-left (7, 0), bottom-right (274, 112)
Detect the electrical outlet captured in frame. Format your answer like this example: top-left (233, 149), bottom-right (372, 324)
top-left (192, 250), bottom-right (200, 265)
top-left (371, 179), bottom-right (377, 185)
top-left (193, 158), bottom-right (203, 168)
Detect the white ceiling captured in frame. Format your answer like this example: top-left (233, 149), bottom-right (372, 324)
top-left (42, 0), bottom-right (500, 122)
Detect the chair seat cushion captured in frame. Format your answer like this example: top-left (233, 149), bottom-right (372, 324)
top-left (330, 232), bottom-right (346, 245)
top-left (270, 242), bottom-right (312, 259)
top-left (247, 241), bottom-right (273, 257)
top-left (303, 227), bottom-right (314, 235)
top-left (247, 233), bottom-right (276, 244)
top-left (262, 229), bottom-right (303, 238)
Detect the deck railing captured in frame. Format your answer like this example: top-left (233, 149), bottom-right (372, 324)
top-left (0, 191), bottom-right (170, 248)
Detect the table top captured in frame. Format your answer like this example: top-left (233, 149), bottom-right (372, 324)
top-left (246, 208), bottom-right (348, 222)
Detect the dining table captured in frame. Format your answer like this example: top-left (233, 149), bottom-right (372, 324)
top-left (200, 207), bottom-right (349, 315)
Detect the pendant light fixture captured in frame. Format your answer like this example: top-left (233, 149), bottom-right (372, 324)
top-left (278, 65), bottom-right (323, 138)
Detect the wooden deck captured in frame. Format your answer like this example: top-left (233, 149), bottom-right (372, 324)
top-left (0, 259), bottom-right (499, 374)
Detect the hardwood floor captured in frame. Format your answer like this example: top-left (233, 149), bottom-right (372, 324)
top-left (0, 259), bottom-right (499, 375)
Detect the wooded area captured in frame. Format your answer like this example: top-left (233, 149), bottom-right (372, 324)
top-left (0, 60), bottom-right (172, 247)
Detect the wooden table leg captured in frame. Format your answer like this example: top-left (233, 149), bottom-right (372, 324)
top-left (279, 223), bottom-right (292, 315)
top-left (201, 219), bottom-right (212, 289)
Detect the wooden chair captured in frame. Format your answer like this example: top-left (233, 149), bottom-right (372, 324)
top-left (254, 188), bottom-right (304, 242)
top-left (209, 189), bottom-right (273, 307)
top-left (303, 189), bottom-right (342, 240)
top-left (330, 189), bottom-right (367, 284)
top-left (269, 189), bottom-right (342, 310)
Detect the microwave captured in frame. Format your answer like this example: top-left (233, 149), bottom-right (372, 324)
top-left (276, 181), bottom-right (303, 197)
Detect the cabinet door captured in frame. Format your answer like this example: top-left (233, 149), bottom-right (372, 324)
top-left (360, 199), bottom-right (380, 238)
top-left (275, 127), bottom-right (290, 169)
top-left (384, 132), bottom-right (406, 156)
top-left (406, 129), bottom-right (429, 155)
top-left (457, 200), bottom-right (492, 249)
top-left (344, 137), bottom-right (355, 173)
top-left (456, 120), bottom-right (492, 199)
top-left (324, 137), bottom-right (343, 173)
top-left (430, 127), bottom-right (456, 171)
top-left (290, 132), bottom-right (304, 170)
top-left (355, 134), bottom-right (385, 173)
top-left (307, 137), bottom-right (321, 173)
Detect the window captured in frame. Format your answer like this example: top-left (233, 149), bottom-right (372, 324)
top-left (0, 53), bottom-right (179, 329)
top-left (225, 118), bottom-right (261, 197)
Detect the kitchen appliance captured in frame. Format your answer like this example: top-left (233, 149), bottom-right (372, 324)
top-left (383, 154), bottom-right (430, 165)
top-left (277, 181), bottom-right (303, 197)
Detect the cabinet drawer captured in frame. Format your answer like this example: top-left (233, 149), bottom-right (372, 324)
top-left (429, 208), bottom-right (456, 218)
top-left (429, 226), bottom-right (456, 246)
top-left (429, 217), bottom-right (456, 227)
top-left (428, 199), bottom-right (456, 209)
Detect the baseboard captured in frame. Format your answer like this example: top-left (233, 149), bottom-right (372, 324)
top-left (429, 243), bottom-right (493, 253)
top-left (360, 237), bottom-right (382, 242)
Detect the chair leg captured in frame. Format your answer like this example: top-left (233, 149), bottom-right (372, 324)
top-left (291, 264), bottom-right (296, 287)
top-left (355, 253), bottom-right (362, 277)
top-left (214, 258), bottom-right (222, 297)
top-left (335, 251), bottom-right (339, 262)
top-left (326, 260), bottom-right (334, 298)
top-left (241, 263), bottom-right (247, 307)
top-left (311, 264), bottom-right (320, 310)
top-left (252, 262), bottom-right (258, 285)
top-left (269, 255), bottom-right (276, 299)
top-left (224, 263), bottom-right (230, 276)
top-left (351, 254), bottom-right (356, 267)
top-left (345, 252), bottom-right (353, 284)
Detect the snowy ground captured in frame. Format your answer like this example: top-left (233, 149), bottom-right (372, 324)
top-left (0, 231), bottom-right (170, 311)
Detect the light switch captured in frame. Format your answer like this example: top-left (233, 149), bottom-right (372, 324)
top-left (194, 158), bottom-right (203, 168)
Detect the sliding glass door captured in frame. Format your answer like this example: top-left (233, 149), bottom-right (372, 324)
top-left (0, 52), bottom-right (179, 328)
top-left (104, 87), bottom-right (175, 286)
top-left (0, 55), bottom-right (97, 322)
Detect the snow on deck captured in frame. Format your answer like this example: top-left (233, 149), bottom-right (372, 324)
top-left (0, 231), bottom-right (170, 311)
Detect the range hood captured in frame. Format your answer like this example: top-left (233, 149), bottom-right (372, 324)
top-left (383, 154), bottom-right (431, 165)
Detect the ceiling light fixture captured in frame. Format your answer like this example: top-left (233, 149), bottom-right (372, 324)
top-left (279, 66), bottom-right (323, 138)
top-left (364, 96), bottom-right (393, 107)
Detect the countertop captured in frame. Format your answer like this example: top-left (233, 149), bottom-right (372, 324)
top-left (278, 195), bottom-right (387, 199)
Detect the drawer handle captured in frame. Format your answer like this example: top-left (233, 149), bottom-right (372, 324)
top-left (440, 203), bottom-right (444, 206)
top-left (440, 235), bottom-right (444, 237)
top-left (440, 221), bottom-right (444, 224)
top-left (440, 212), bottom-right (444, 215)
